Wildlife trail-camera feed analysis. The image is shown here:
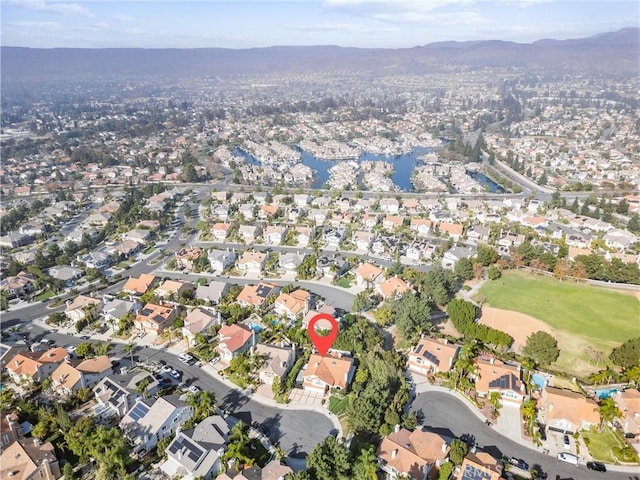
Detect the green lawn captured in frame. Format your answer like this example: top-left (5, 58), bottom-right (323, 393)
top-left (582, 427), bottom-right (639, 464)
top-left (478, 270), bottom-right (639, 345)
top-left (35, 289), bottom-right (56, 301)
top-left (328, 395), bottom-right (349, 415)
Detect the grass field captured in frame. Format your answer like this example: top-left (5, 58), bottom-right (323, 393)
top-left (477, 270), bottom-right (639, 376)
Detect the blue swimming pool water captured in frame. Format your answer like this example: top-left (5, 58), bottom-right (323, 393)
top-left (249, 322), bottom-right (263, 333)
top-left (532, 373), bottom-right (548, 389)
top-left (595, 388), bottom-right (619, 399)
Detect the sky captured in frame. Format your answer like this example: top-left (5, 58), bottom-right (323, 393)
top-left (2, 0), bottom-right (638, 49)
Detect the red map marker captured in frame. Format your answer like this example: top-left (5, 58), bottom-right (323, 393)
top-left (307, 313), bottom-right (339, 356)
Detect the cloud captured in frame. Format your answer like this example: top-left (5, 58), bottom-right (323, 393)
top-left (113, 14), bottom-right (134, 23)
top-left (6, 20), bottom-right (63, 31)
top-left (5, 0), bottom-right (93, 17)
top-left (288, 22), bottom-right (398, 33)
top-left (373, 10), bottom-right (487, 25)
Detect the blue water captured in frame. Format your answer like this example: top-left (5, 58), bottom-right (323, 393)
top-left (595, 388), bottom-right (619, 399)
top-left (467, 170), bottom-right (505, 193)
top-left (249, 322), bottom-right (263, 333)
top-left (235, 146), bottom-right (435, 191)
top-left (531, 373), bottom-right (548, 389)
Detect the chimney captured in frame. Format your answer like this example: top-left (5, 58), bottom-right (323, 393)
top-left (489, 357), bottom-right (495, 364)
top-left (394, 424), bottom-right (401, 433)
top-left (33, 437), bottom-right (41, 447)
top-left (391, 449), bottom-right (398, 459)
top-left (441, 442), bottom-right (447, 453)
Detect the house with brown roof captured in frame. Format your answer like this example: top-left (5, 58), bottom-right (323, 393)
top-left (237, 250), bottom-right (267, 274)
top-left (407, 337), bottom-right (460, 376)
top-left (182, 307), bottom-right (220, 347)
top-left (155, 279), bottom-right (194, 299)
top-left (211, 222), bottom-right (232, 242)
top-left (301, 353), bottom-right (355, 394)
top-left (51, 356), bottom-right (113, 396)
top-left (540, 386), bottom-right (600, 433)
top-left (438, 222), bottom-right (464, 240)
top-left (175, 247), bottom-right (203, 271)
top-left (273, 289), bottom-right (310, 319)
top-left (410, 218), bottom-right (433, 237)
top-left (0, 438), bottom-right (62, 480)
top-left (64, 294), bottom-right (101, 323)
top-left (236, 282), bottom-right (277, 308)
top-left (383, 215), bottom-right (404, 232)
top-left (123, 273), bottom-right (158, 295)
top-left (459, 452), bottom-right (503, 480)
top-left (256, 343), bottom-right (295, 386)
top-left (353, 262), bottom-right (384, 287)
top-left (6, 348), bottom-right (69, 384)
top-left (0, 271), bottom-right (36, 298)
top-left (612, 389), bottom-right (640, 441)
top-left (377, 426), bottom-right (449, 480)
top-left (263, 225), bottom-right (289, 245)
top-left (216, 324), bottom-right (256, 362)
top-left (474, 357), bottom-right (526, 404)
top-left (376, 276), bottom-right (411, 299)
top-left (134, 302), bottom-right (178, 335)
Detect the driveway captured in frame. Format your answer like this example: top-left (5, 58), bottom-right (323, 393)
top-left (288, 388), bottom-right (325, 408)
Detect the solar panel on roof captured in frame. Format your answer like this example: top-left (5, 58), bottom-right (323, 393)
top-left (415, 344), bottom-right (423, 354)
top-left (140, 308), bottom-right (153, 316)
top-left (128, 403), bottom-right (149, 421)
top-left (422, 350), bottom-right (440, 365)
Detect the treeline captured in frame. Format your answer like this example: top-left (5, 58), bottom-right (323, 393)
top-left (447, 299), bottom-right (513, 348)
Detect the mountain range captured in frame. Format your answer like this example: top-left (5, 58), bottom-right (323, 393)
top-left (2, 28), bottom-right (638, 81)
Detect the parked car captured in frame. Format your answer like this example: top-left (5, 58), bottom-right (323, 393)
top-left (210, 357), bottom-right (220, 365)
top-left (506, 457), bottom-right (530, 471)
top-left (169, 369), bottom-right (181, 380)
top-left (587, 461), bottom-right (606, 472)
top-left (177, 353), bottom-right (194, 364)
top-left (557, 452), bottom-right (579, 466)
top-left (563, 434), bottom-right (571, 449)
top-left (160, 365), bottom-right (173, 374)
top-left (538, 427), bottom-right (547, 441)
top-left (187, 385), bottom-right (202, 395)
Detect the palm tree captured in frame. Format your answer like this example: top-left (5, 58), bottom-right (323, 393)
top-left (354, 446), bottom-right (378, 480)
top-left (597, 397), bottom-right (622, 432)
top-left (224, 421), bottom-right (253, 469)
top-left (124, 342), bottom-right (135, 365)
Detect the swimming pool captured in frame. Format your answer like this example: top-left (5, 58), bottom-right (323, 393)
top-left (595, 388), bottom-right (619, 399)
top-left (532, 373), bottom-right (548, 389)
top-left (249, 322), bottom-right (264, 333)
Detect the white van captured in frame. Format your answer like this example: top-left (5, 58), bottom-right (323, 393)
top-left (557, 452), bottom-right (579, 466)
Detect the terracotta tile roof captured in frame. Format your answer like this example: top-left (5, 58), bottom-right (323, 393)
top-left (353, 262), bottom-right (383, 282)
top-left (460, 452), bottom-right (502, 480)
top-left (474, 357), bottom-right (524, 399)
top-left (303, 354), bottom-right (354, 390)
top-left (0, 439), bottom-right (59, 480)
top-left (438, 222), bottom-right (464, 236)
top-left (378, 428), bottom-right (448, 479)
top-left (123, 273), bottom-right (157, 294)
top-left (77, 355), bottom-right (112, 374)
top-left (544, 386), bottom-right (600, 427)
top-left (218, 324), bottom-right (254, 354)
top-left (275, 290), bottom-right (310, 316)
top-left (237, 282), bottom-right (276, 307)
top-left (377, 276), bottom-right (411, 298)
top-left (408, 337), bottom-right (459, 373)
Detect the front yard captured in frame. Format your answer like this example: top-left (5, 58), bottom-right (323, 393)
top-left (582, 426), bottom-right (640, 464)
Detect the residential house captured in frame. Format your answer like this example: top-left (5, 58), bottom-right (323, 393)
top-left (0, 412), bottom-right (27, 447)
top-left (410, 218), bottom-right (433, 237)
top-left (353, 230), bottom-right (376, 251)
top-left (407, 242), bottom-right (437, 262)
top-left (377, 426), bottom-right (449, 480)
top-left (474, 357), bottom-right (526, 404)
top-left (176, 247), bottom-right (204, 271)
top-left (611, 389), bottom-right (640, 442)
top-left (380, 198), bottom-right (400, 214)
top-left (303, 305), bottom-right (337, 328)
top-left (208, 249), bottom-right (236, 272)
top-left (216, 324), bottom-right (256, 362)
top-left (438, 222), bottom-right (464, 240)
top-left (441, 245), bottom-right (477, 269)
top-left (236, 282), bottom-right (277, 308)
top-left (92, 372), bottom-right (160, 421)
top-left (316, 256), bottom-right (349, 280)
top-left (123, 228), bottom-right (153, 245)
top-left (160, 415), bottom-right (230, 480)
top-left (302, 353), bottom-right (355, 394)
top-left (120, 395), bottom-right (194, 454)
top-left (308, 208), bottom-right (328, 226)
top-left (107, 239), bottom-right (142, 260)
top-left (467, 226), bottom-right (491, 244)
top-left (322, 228), bottom-right (346, 249)
top-left (294, 194), bottom-right (311, 207)
top-left (123, 273), bottom-right (158, 296)
top-left (238, 203), bottom-right (256, 221)
top-left (103, 298), bottom-right (140, 324)
top-left (0, 438), bottom-right (62, 480)
top-left (273, 289), bottom-right (310, 319)
top-left (353, 262), bottom-right (383, 287)
top-left (51, 356), bottom-right (113, 396)
top-left (604, 229), bottom-right (638, 251)
top-left (134, 302), bottom-right (178, 335)
top-left (459, 452), bottom-right (503, 480)
top-left (407, 337), bottom-right (460, 376)
top-left (256, 343), bottom-right (295, 386)
top-left (362, 212), bottom-right (380, 229)
top-left (0, 342), bottom-right (28, 369)
top-left (293, 226), bottom-right (315, 247)
top-left (383, 215), bottom-right (404, 232)
top-left (261, 459), bottom-right (294, 480)
top-left (47, 266), bottom-right (84, 287)
top-left (76, 250), bottom-right (113, 270)
top-left (0, 271), bottom-right (36, 298)
top-left (64, 295), bottom-right (101, 323)
top-left (237, 251), bottom-right (267, 275)
top-left (155, 280), bottom-right (194, 300)
top-left (376, 276), bottom-right (411, 300)
top-left (182, 307), bottom-right (220, 347)
top-left (195, 281), bottom-right (229, 305)
top-left (498, 231), bottom-right (526, 248)
top-left (263, 225), bottom-right (289, 245)
top-left (5, 347), bottom-right (68, 384)
top-left (278, 252), bottom-right (306, 273)
top-left (211, 222), bottom-right (232, 242)
top-left (541, 387), bottom-right (600, 433)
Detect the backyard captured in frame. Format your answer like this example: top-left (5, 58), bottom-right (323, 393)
top-left (582, 426), bottom-right (639, 464)
top-left (477, 270), bottom-right (640, 376)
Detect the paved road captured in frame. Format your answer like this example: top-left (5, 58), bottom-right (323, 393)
top-left (17, 325), bottom-right (335, 458)
top-left (411, 392), bottom-right (637, 480)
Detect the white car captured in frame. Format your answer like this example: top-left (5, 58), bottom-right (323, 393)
top-left (210, 357), bottom-right (220, 365)
top-left (187, 385), bottom-right (201, 395)
top-left (66, 345), bottom-right (77, 353)
top-left (160, 365), bottom-right (173, 374)
top-left (557, 452), bottom-right (579, 466)
top-left (169, 369), bottom-right (181, 379)
top-left (178, 353), bottom-right (194, 364)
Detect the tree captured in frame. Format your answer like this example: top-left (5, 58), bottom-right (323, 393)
top-left (306, 435), bottom-right (350, 480)
top-left (352, 446), bottom-right (378, 480)
top-left (124, 342), bottom-right (135, 365)
top-left (352, 291), bottom-right (373, 312)
top-left (449, 438), bottom-right (469, 465)
top-left (223, 421), bottom-right (253, 468)
top-left (374, 304), bottom-right (393, 327)
top-left (610, 337), bottom-right (640, 369)
top-left (63, 463), bottom-right (75, 480)
top-left (447, 299), bottom-right (476, 330)
top-left (477, 244), bottom-right (499, 266)
top-left (597, 397), bottom-right (622, 432)
top-left (522, 331), bottom-right (559, 367)
top-left (453, 258), bottom-right (474, 281)
top-left (437, 461), bottom-right (454, 480)
top-left (391, 291), bottom-right (432, 341)
top-left (74, 342), bottom-right (94, 359)
top-left (628, 213), bottom-right (640, 234)
top-left (488, 265), bottom-right (501, 280)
